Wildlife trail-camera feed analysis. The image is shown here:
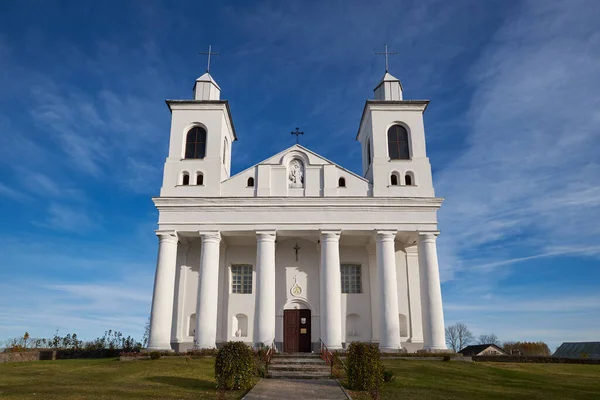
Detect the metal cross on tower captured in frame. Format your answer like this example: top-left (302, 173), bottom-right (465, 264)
top-left (291, 127), bottom-right (304, 144)
top-left (375, 44), bottom-right (397, 72)
top-left (199, 45), bottom-right (219, 73)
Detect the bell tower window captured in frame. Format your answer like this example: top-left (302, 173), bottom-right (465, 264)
top-left (247, 177), bottom-right (254, 187)
top-left (387, 125), bottom-right (410, 160)
top-left (196, 172), bottom-right (204, 185)
top-left (182, 172), bottom-right (190, 186)
top-left (185, 127), bottom-right (207, 159)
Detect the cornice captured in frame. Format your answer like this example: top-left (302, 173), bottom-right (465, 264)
top-left (152, 196), bottom-right (443, 211)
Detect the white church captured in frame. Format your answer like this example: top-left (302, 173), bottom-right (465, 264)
top-left (146, 62), bottom-right (447, 353)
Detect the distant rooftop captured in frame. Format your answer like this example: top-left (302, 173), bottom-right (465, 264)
top-left (553, 342), bottom-right (600, 359)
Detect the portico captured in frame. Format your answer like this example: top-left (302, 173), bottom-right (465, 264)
top-left (147, 227), bottom-right (446, 353)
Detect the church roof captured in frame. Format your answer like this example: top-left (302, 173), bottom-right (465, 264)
top-left (225, 144), bottom-right (369, 183)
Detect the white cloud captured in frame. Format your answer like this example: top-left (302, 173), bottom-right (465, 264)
top-left (435, 0), bottom-right (600, 279)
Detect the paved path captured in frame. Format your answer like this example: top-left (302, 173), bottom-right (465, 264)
top-left (243, 379), bottom-right (349, 400)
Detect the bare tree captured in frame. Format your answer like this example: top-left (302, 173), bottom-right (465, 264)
top-left (477, 333), bottom-right (500, 345)
top-left (445, 323), bottom-right (474, 352)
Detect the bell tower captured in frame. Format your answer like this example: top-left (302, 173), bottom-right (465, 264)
top-left (159, 63), bottom-right (236, 197)
top-left (356, 62), bottom-right (435, 198)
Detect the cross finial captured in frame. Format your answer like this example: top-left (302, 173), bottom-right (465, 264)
top-left (375, 44), bottom-right (397, 72)
top-left (199, 45), bottom-right (219, 73)
top-left (291, 127), bottom-right (304, 144)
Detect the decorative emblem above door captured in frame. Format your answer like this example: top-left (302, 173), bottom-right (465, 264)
top-left (290, 275), bottom-right (302, 297)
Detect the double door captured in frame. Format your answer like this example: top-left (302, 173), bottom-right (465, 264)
top-left (283, 309), bottom-right (311, 353)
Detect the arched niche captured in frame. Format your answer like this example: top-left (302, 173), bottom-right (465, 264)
top-left (346, 313), bottom-right (361, 338)
top-left (188, 313), bottom-right (196, 337)
top-left (232, 313), bottom-right (248, 337)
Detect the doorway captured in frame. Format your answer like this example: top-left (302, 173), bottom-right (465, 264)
top-left (283, 309), bottom-right (311, 353)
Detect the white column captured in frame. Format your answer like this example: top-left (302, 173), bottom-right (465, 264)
top-left (320, 231), bottom-right (342, 349)
top-left (405, 246), bottom-right (423, 343)
top-left (376, 230), bottom-right (402, 352)
top-left (195, 232), bottom-right (221, 349)
top-left (418, 232), bottom-right (447, 350)
top-left (147, 231), bottom-right (179, 351)
top-left (254, 231), bottom-right (276, 347)
top-left (171, 241), bottom-right (189, 345)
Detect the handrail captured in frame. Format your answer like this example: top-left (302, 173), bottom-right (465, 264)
top-left (264, 338), bottom-right (276, 373)
top-left (320, 339), bottom-right (347, 377)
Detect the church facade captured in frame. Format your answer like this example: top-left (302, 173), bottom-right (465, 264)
top-left (146, 68), bottom-right (447, 353)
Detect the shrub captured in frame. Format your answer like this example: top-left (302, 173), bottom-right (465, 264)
top-left (214, 342), bottom-right (255, 390)
top-left (345, 342), bottom-right (383, 391)
top-left (443, 355), bottom-right (451, 361)
top-left (383, 369), bottom-right (396, 382)
top-left (150, 351), bottom-right (161, 360)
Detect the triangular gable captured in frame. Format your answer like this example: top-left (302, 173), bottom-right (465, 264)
top-left (225, 144), bottom-right (368, 183)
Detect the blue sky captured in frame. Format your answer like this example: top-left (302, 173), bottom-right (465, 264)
top-left (0, 0), bottom-right (599, 350)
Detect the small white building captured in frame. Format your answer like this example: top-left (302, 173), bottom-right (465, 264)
top-left (146, 67), bottom-right (447, 353)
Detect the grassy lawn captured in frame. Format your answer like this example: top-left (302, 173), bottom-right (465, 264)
top-left (348, 359), bottom-right (600, 400)
top-left (0, 357), bottom-right (254, 399)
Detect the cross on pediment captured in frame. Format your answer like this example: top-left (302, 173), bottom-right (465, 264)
top-left (291, 127), bottom-right (304, 144)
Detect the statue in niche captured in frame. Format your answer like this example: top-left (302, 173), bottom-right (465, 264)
top-left (288, 159), bottom-right (304, 188)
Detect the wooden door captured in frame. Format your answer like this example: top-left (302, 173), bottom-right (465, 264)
top-left (298, 309), bottom-right (311, 352)
top-left (283, 310), bottom-right (299, 353)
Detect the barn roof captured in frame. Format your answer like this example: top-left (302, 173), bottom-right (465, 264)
top-left (553, 342), bottom-right (600, 359)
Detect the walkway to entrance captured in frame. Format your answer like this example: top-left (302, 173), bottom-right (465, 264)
top-left (243, 379), bottom-right (349, 400)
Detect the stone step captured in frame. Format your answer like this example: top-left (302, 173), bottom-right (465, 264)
top-left (273, 353), bottom-right (321, 358)
top-left (271, 357), bottom-right (325, 365)
top-left (267, 370), bottom-right (332, 379)
top-left (269, 364), bottom-right (331, 372)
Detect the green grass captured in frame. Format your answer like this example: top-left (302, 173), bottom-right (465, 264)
top-left (347, 359), bottom-right (600, 400)
top-left (0, 357), bottom-right (254, 399)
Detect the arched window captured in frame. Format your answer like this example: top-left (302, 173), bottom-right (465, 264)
top-left (182, 172), bottom-right (190, 186)
top-left (390, 174), bottom-right (398, 186)
top-left (184, 127), bottom-right (207, 159)
top-left (223, 138), bottom-right (228, 165)
top-left (366, 139), bottom-right (372, 166)
top-left (247, 177), bottom-right (254, 187)
top-left (338, 177), bottom-right (346, 187)
top-left (196, 172), bottom-right (204, 185)
top-left (387, 125), bottom-right (410, 160)
top-left (405, 173), bottom-right (413, 186)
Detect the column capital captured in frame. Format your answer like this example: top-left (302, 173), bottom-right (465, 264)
top-left (376, 230), bottom-right (397, 242)
top-left (199, 231), bottom-right (221, 244)
top-left (156, 230), bottom-right (178, 244)
top-left (320, 230), bottom-right (341, 241)
top-left (255, 230), bottom-right (277, 242)
top-left (418, 231), bottom-right (439, 243)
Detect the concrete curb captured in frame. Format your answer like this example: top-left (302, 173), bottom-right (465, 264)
top-left (336, 379), bottom-right (353, 399)
top-left (241, 378), bottom-right (263, 400)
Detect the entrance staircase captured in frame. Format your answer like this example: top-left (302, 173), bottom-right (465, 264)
top-left (267, 353), bottom-right (331, 379)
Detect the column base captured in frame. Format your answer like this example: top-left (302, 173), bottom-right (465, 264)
top-left (379, 346), bottom-right (403, 353)
top-left (418, 347), bottom-right (449, 353)
top-left (144, 345), bottom-right (174, 352)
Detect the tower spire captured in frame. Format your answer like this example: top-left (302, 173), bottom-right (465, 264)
top-left (199, 45), bottom-right (219, 73)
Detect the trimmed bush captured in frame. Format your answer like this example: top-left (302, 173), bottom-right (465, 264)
top-left (383, 368), bottom-right (396, 382)
top-left (149, 351), bottom-right (161, 360)
top-left (215, 342), bottom-right (255, 390)
top-left (345, 342), bottom-right (383, 391)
